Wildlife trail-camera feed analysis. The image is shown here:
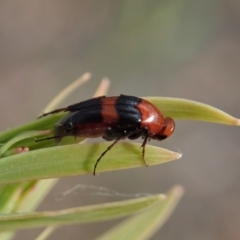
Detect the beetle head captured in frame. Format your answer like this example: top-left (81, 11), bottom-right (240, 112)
top-left (153, 117), bottom-right (175, 141)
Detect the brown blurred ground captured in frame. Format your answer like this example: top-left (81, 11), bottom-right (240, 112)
top-left (1, 1), bottom-right (240, 239)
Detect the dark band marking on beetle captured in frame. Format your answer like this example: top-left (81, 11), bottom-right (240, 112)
top-left (36, 95), bottom-right (175, 175)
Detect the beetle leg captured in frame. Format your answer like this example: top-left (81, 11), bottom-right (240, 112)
top-left (141, 136), bottom-right (149, 167)
top-left (93, 138), bottom-right (121, 175)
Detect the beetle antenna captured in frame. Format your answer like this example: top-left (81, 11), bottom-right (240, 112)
top-left (35, 136), bottom-right (62, 142)
top-left (38, 107), bottom-right (68, 118)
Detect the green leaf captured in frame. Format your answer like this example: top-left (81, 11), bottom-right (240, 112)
top-left (0, 113), bottom-right (81, 150)
top-left (96, 186), bottom-right (183, 240)
top-left (0, 193), bottom-right (166, 231)
top-left (0, 184), bottom-right (22, 213)
top-left (0, 143), bottom-right (181, 185)
top-left (0, 131), bottom-right (50, 157)
top-left (146, 97), bottom-right (240, 125)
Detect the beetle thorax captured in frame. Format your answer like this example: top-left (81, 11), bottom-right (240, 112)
top-left (136, 99), bottom-right (165, 136)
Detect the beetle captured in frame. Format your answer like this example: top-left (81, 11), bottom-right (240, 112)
top-left (36, 95), bottom-right (175, 175)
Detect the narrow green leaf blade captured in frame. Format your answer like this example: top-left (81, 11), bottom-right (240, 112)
top-left (0, 193), bottom-right (164, 231)
top-left (0, 114), bottom-right (62, 143)
top-left (96, 186), bottom-right (183, 240)
top-left (0, 131), bottom-right (50, 157)
top-left (0, 143), bottom-right (181, 184)
top-left (146, 97), bottom-right (240, 125)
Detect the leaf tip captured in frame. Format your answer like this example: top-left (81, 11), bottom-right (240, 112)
top-left (172, 150), bottom-right (182, 160)
top-left (172, 185), bottom-right (184, 197)
top-left (158, 194), bottom-right (167, 200)
top-left (82, 72), bottom-right (92, 81)
top-left (233, 118), bottom-right (240, 126)
top-left (93, 77), bottom-right (111, 97)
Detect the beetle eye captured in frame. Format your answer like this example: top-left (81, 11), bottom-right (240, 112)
top-left (155, 117), bottom-right (175, 141)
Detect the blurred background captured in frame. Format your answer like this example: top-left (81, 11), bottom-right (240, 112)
top-left (1, 0), bottom-right (240, 239)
